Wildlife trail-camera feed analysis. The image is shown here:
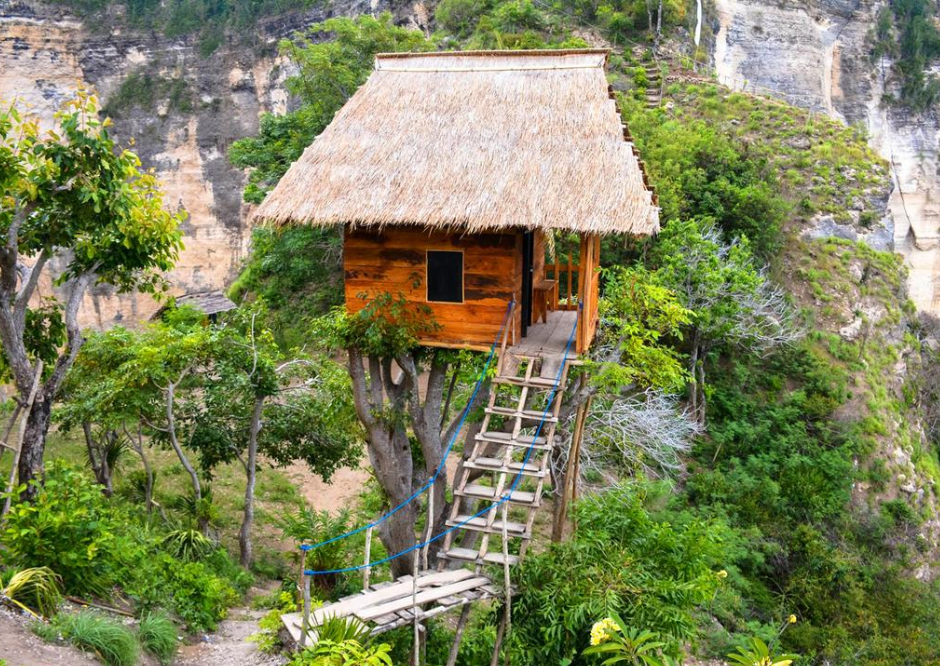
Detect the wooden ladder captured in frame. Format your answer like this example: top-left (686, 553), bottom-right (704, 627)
top-left (439, 347), bottom-right (571, 570)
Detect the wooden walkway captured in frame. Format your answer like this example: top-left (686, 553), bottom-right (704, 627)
top-left (282, 569), bottom-right (497, 640)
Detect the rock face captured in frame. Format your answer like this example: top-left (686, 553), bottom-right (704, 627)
top-left (712, 0), bottom-right (940, 312)
top-left (0, 0), bottom-right (412, 327)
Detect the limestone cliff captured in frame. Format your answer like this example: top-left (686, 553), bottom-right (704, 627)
top-left (0, 0), bottom-right (421, 327)
top-left (711, 0), bottom-right (940, 312)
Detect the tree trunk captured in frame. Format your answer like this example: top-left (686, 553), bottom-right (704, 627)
top-left (164, 377), bottom-right (204, 531)
top-left (239, 396), bottom-right (264, 568)
top-left (82, 422), bottom-right (114, 497)
top-left (16, 393), bottom-right (51, 502)
top-left (656, 0), bottom-right (663, 40)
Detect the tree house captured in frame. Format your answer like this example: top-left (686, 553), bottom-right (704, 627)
top-left (254, 49), bottom-right (659, 652)
top-left (254, 49), bottom-right (659, 356)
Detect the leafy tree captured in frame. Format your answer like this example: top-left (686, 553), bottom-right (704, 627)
top-left (652, 219), bottom-right (800, 422)
top-left (0, 91), bottom-right (183, 499)
top-left (61, 306), bottom-right (362, 564)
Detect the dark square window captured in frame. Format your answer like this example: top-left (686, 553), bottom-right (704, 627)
top-left (427, 250), bottom-right (464, 303)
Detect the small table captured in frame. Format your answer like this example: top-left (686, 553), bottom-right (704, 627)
top-left (532, 279), bottom-right (557, 325)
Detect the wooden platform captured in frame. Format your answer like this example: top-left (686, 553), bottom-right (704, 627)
top-left (510, 310), bottom-right (577, 359)
top-left (282, 569), bottom-right (497, 642)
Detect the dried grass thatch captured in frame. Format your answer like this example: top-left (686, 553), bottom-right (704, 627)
top-left (253, 49), bottom-right (659, 236)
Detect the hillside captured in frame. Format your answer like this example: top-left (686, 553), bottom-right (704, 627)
top-left (3, 0), bottom-right (940, 665)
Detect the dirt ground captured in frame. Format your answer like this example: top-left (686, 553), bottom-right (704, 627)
top-left (0, 608), bottom-right (101, 666)
top-left (0, 606), bottom-right (285, 666)
top-left (175, 608), bottom-right (287, 666)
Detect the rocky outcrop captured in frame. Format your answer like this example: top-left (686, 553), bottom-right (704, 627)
top-left (712, 0), bottom-right (940, 313)
top-left (0, 0), bottom-right (420, 327)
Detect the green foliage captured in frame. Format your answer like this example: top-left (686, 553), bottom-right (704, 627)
top-left (872, 0), bottom-right (940, 111)
top-left (727, 637), bottom-right (799, 666)
top-left (506, 483), bottom-right (723, 664)
top-left (278, 508), bottom-right (353, 574)
top-left (144, 557), bottom-right (238, 631)
top-left (435, 0), bottom-right (492, 37)
top-left (313, 292), bottom-right (440, 358)
top-left (55, 610), bottom-right (139, 666)
top-left (289, 639), bottom-right (394, 666)
top-left (594, 266), bottom-right (691, 392)
top-left (160, 529), bottom-right (214, 562)
top-left (623, 100), bottom-right (788, 257)
top-left (1, 463), bottom-right (125, 597)
top-left (228, 226), bottom-right (343, 346)
top-left (103, 69), bottom-right (193, 118)
top-left (582, 616), bottom-right (668, 666)
top-left (0, 566), bottom-right (63, 618)
top-left (138, 612), bottom-right (178, 665)
top-left (0, 90), bottom-right (184, 297)
top-left (250, 590), bottom-right (296, 653)
top-left (315, 615), bottom-right (373, 644)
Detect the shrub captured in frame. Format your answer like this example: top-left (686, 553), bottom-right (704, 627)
top-left (289, 639), bottom-right (394, 666)
top-left (1, 464), bottom-right (126, 597)
top-left (435, 0), bottom-right (490, 36)
top-left (159, 559), bottom-right (238, 632)
top-left (138, 612), bottom-right (178, 665)
top-left (1, 567), bottom-right (63, 618)
top-left (56, 610), bottom-right (139, 666)
top-left (160, 529), bottom-right (214, 562)
top-left (506, 483), bottom-right (725, 663)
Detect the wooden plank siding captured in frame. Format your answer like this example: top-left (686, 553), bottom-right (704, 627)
top-left (344, 226), bottom-right (519, 350)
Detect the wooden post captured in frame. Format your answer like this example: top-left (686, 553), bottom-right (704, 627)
top-left (566, 252), bottom-right (573, 309)
top-left (553, 258), bottom-right (560, 309)
top-left (363, 526), bottom-right (373, 590)
top-left (446, 605), bottom-right (472, 666)
top-left (422, 490), bottom-right (434, 571)
top-left (412, 548), bottom-right (421, 666)
top-left (571, 395), bottom-right (592, 536)
top-left (300, 570), bottom-right (312, 648)
top-left (552, 398), bottom-right (587, 542)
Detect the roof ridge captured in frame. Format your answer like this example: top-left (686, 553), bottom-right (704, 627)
top-left (375, 48), bottom-right (610, 59)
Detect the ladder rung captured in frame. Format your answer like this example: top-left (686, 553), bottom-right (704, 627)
top-left (476, 431), bottom-right (551, 449)
top-left (446, 515), bottom-right (529, 536)
top-left (485, 406), bottom-right (558, 423)
top-left (493, 375), bottom-right (557, 389)
top-left (441, 547), bottom-right (520, 567)
top-left (456, 484), bottom-right (538, 505)
top-left (464, 458), bottom-right (544, 477)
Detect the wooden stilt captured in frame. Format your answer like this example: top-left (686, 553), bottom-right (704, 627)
top-left (489, 607), bottom-right (509, 666)
top-left (500, 502), bottom-right (512, 666)
top-left (412, 548), bottom-right (421, 666)
top-left (552, 396), bottom-right (588, 542)
top-left (446, 604), bottom-right (472, 666)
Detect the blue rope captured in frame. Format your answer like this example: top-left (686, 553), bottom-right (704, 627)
top-left (305, 304), bottom-right (580, 575)
top-left (298, 301), bottom-right (515, 555)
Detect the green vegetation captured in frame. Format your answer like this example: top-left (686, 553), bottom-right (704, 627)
top-left (103, 69), bottom-right (193, 118)
top-left (137, 612), bottom-right (178, 665)
top-left (55, 610), bottom-right (140, 666)
top-left (871, 0), bottom-right (940, 111)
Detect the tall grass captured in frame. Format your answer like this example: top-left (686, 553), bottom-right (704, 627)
top-left (138, 612), bottom-right (178, 665)
top-left (56, 610), bottom-right (139, 666)
top-left (1, 567), bottom-right (62, 618)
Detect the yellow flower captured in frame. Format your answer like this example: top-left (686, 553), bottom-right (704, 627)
top-left (717, 569), bottom-right (728, 579)
top-left (589, 618), bottom-right (620, 646)
top-left (788, 614), bottom-right (797, 624)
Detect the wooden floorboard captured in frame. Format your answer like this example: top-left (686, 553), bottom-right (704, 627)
top-left (508, 310), bottom-right (577, 361)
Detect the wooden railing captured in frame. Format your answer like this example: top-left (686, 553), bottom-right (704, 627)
top-left (545, 254), bottom-right (580, 312)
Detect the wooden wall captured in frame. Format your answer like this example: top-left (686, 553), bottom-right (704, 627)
top-left (344, 226), bottom-right (520, 350)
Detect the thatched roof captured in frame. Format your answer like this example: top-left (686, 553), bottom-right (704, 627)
top-left (150, 290), bottom-right (237, 321)
top-left (253, 49), bottom-right (659, 236)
